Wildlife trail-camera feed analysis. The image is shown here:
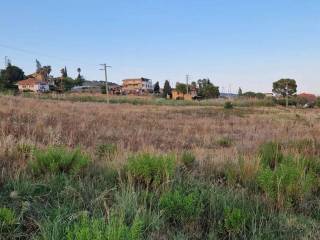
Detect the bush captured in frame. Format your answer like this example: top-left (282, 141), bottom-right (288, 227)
top-left (66, 214), bottom-right (144, 240)
top-left (159, 188), bottom-right (203, 225)
top-left (257, 156), bottom-right (316, 209)
top-left (96, 143), bottom-right (117, 161)
top-left (224, 207), bottom-right (248, 234)
top-left (29, 147), bottom-right (90, 175)
top-left (224, 101), bottom-right (233, 109)
top-left (126, 153), bottom-right (175, 187)
top-left (181, 151), bottom-right (196, 168)
top-left (259, 141), bottom-right (283, 169)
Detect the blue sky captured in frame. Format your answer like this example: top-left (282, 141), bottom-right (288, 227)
top-left (1, 0), bottom-right (319, 94)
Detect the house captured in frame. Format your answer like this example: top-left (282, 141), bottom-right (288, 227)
top-left (122, 78), bottom-right (153, 94)
top-left (18, 78), bottom-right (49, 92)
top-left (171, 90), bottom-right (193, 100)
top-left (171, 85), bottom-right (198, 100)
top-left (108, 82), bottom-right (122, 95)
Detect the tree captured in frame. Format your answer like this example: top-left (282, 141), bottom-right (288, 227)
top-left (153, 81), bottom-right (160, 94)
top-left (61, 66), bottom-right (68, 78)
top-left (77, 68), bottom-right (81, 78)
top-left (74, 67), bottom-right (85, 86)
top-left (36, 59), bottom-right (42, 73)
top-left (243, 91), bottom-right (256, 98)
top-left (272, 79), bottom-right (297, 97)
top-left (176, 82), bottom-right (188, 94)
top-left (238, 87), bottom-right (242, 96)
top-left (0, 63), bottom-right (25, 89)
top-left (197, 78), bottom-right (219, 98)
top-left (162, 80), bottom-right (172, 98)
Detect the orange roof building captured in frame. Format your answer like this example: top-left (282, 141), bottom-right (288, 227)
top-left (18, 78), bottom-right (49, 92)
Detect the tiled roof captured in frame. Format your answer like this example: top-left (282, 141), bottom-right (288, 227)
top-left (18, 78), bottom-right (44, 86)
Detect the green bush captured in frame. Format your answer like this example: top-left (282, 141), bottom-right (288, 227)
top-left (259, 141), bottom-right (283, 169)
top-left (96, 143), bottom-right (117, 161)
top-left (159, 188), bottom-right (203, 225)
top-left (181, 151), bottom-right (196, 168)
top-left (257, 156), bottom-right (316, 209)
top-left (224, 207), bottom-right (248, 234)
top-left (126, 153), bottom-right (175, 187)
top-left (224, 101), bottom-right (233, 109)
top-left (29, 147), bottom-right (90, 175)
top-left (66, 214), bottom-right (144, 240)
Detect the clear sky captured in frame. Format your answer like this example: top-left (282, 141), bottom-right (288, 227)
top-left (1, 0), bottom-right (319, 94)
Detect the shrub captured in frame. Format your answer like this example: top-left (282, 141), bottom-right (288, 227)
top-left (224, 207), bottom-right (248, 234)
top-left (29, 147), bottom-right (90, 175)
top-left (66, 214), bottom-right (144, 240)
top-left (159, 188), bottom-right (203, 225)
top-left (96, 143), bottom-right (117, 161)
top-left (259, 141), bottom-right (283, 169)
top-left (181, 151), bottom-right (196, 168)
top-left (257, 156), bottom-right (316, 209)
top-left (224, 101), bottom-right (233, 109)
top-left (217, 137), bottom-right (232, 148)
top-left (0, 207), bottom-right (16, 226)
top-left (126, 153), bottom-right (175, 187)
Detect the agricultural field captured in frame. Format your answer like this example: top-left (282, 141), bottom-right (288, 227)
top-left (1, 95), bottom-right (320, 239)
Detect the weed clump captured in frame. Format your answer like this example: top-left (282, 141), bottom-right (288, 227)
top-left (217, 137), bottom-right (232, 148)
top-left (223, 207), bottom-right (248, 235)
top-left (224, 101), bottom-right (233, 109)
top-left (258, 156), bottom-right (316, 209)
top-left (96, 143), bottom-right (117, 161)
top-left (66, 214), bottom-right (144, 240)
top-left (126, 153), bottom-right (175, 187)
top-left (0, 207), bottom-right (16, 232)
top-left (159, 188), bottom-right (203, 225)
top-left (180, 151), bottom-right (196, 168)
top-left (29, 147), bottom-right (90, 175)
top-left (259, 141), bottom-right (283, 169)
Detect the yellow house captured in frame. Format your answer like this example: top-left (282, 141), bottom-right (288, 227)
top-left (122, 78), bottom-right (152, 94)
top-left (171, 90), bottom-right (193, 100)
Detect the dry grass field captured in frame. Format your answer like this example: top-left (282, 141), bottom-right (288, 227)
top-left (1, 95), bottom-right (320, 239)
top-left (1, 95), bottom-right (319, 175)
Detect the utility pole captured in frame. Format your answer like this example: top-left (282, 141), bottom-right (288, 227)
top-left (186, 74), bottom-right (189, 94)
top-left (100, 64), bottom-right (112, 104)
top-left (4, 56), bottom-right (8, 68)
top-left (285, 80), bottom-right (289, 108)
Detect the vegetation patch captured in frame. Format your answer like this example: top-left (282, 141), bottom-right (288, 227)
top-left (159, 188), bottom-right (203, 225)
top-left (126, 153), bottom-right (175, 187)
top-left (29, 146), bottom-right (90, 175)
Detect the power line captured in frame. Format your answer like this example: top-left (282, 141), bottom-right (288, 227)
top-left (0, 43), bottom-right (98, 67)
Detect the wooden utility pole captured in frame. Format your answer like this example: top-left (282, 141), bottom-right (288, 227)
top-left (186, 74), bottom-right (189, 94)
top-left (100, 64), bottom-right (112, 104)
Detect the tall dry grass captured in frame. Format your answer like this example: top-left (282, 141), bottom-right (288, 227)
top-left (0, 95), bottom-right (320, 181)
